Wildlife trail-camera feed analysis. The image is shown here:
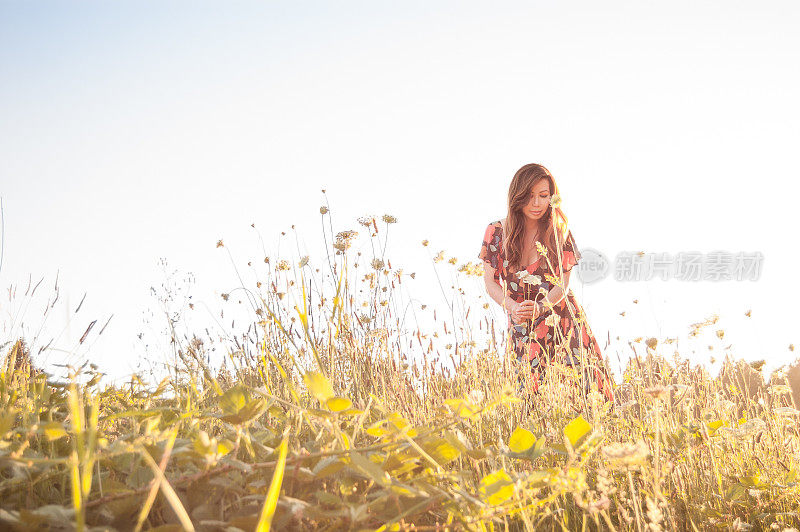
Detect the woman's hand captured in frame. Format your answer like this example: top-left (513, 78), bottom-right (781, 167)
top-left (511, 300), bottom-right (539, 324)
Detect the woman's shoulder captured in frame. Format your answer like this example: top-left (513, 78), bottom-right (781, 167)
top-left (484, 219), bottom-right (504, 240)
top-left (487, 218), bottom-right (505, 229)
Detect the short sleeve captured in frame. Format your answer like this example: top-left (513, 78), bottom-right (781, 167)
top-left (478, 222), bottom-right (503, 283)
top-left (561, 230), bottom-right (582, 273)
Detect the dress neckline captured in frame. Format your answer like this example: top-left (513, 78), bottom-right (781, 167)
top-left (497, 219), bottom-right (542, 273)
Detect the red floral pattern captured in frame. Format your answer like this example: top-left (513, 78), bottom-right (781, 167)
top-left (479, 219), bottom-right (613, 400)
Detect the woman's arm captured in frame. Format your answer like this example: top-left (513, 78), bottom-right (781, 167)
top-left (483, 264), bottom-right (518, 312)
top-left (539, 269), bottom-right (571, 311)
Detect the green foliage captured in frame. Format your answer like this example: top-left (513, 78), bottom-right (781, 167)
top-left (2, 218), bottom-right (800, 530)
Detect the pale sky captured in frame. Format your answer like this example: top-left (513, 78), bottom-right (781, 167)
top-left (2, 1), bottom-right (798, 382)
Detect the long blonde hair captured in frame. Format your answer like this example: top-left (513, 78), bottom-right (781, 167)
top-left (503, 163), bottom-right (572, 275)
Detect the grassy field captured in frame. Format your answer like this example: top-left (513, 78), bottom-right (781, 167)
top-left (1, 213), bottom-right (799, 531)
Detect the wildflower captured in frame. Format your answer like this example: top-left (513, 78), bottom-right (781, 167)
top-left (334, 230), bottom-right (358, 252)
top-left (433, 251), bottom-right (445, 263)
top-left (550, 193), bottom-right (562, 209)
top-left (319, 206), bottom-right (329, 214)
top-left (382, 214), bottom-right (397, 224)
top-left (216, 239), bottom-right (224, 248)
top-left (534, 241), bottom-right (548, 256)
top-left (299, 256), bottom-right (309, 268)
top-left (422, 239), bottom-right (429, 246)
top-left (357, 215), bottom-right (376, 227)
top-left (523, 274), bottom-right (542, 286)
top-left (646, 337), bottom-right (658, 349)
top-left (545, 274), bottom-right (561, 286)
top-left (221, 293), bottom-right (229, 301)
top-left (468, 389), bottom-right (485, 405)
top-left (371, 258), bottom-right (385, 270)
top-left (277, 260), bottom-right (291, 271)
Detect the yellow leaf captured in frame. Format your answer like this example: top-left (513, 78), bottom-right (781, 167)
top-left (365, 424), bottom-right (391, 437)
top-left (479, 469), bottom-right (514, 505)
top-left (326, 396), bottom-right (353, 412)
top-left (217, 439), bottom-right (235, 457)
top-left (256, 436), bottom-right (289, 531)
top-left (564, 416), bottom-right (593, 448)
top-left (43, 421), bottom-right (67, 441)
top-left (303, 372), bottom-right (334, 402)
top-left (509, 427), bottom-right (536, 453)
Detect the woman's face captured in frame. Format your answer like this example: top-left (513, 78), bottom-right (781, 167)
top-left (524, 179), bottom-right (551, 221)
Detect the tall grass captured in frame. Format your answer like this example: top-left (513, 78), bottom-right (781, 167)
top-left (0, 206), bottom-right (798, 531)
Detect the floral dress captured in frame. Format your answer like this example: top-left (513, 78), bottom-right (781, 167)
top-left (478, 219), bottom-right (613, 401)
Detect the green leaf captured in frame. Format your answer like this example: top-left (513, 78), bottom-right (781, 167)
top-left (509, 427), bottom-right (536, 453)
top-left (303, 372), bottom-right (334, 402)
top-left (220, 384), bottom-right (250, 416)
top-left (313, 457), bottom-right (346, 479)
top-left (531, 435), bottom-right (547, 459)
top-left (221, 397), bottom-right (268, 425)
top-left (349, 452), bottom-right (390, 487)
top-left (0, 409), bottom-right (16, 436)
top-left (326, 396), bottom-right (353, 412)
top-left (564, 416), bottom-right (593, 448)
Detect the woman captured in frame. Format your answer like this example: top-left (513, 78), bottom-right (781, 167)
top-left (478, 163), bottom-right (614, 402)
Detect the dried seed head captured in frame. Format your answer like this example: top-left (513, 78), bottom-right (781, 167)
top-left (601, 441), bottom-right (650, 469)
top-left (644, 385), bottom-right (669, 400)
